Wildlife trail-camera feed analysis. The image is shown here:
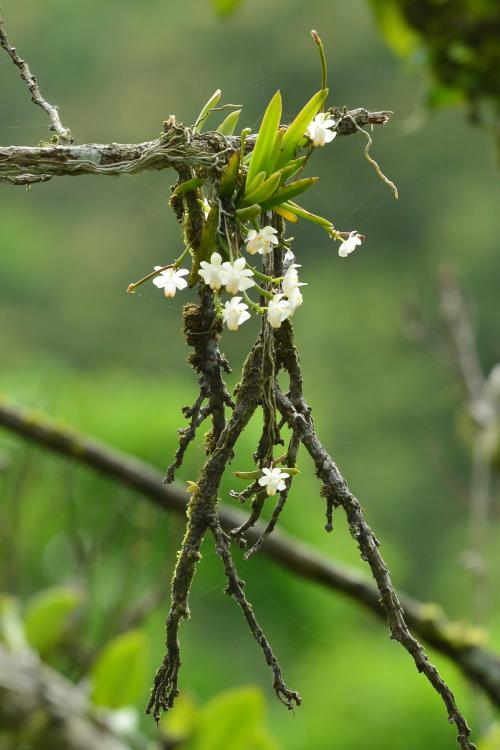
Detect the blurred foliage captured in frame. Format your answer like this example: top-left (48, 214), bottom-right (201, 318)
top-left (162, 687), bottom-right (280, 749)
top-left (0, 0), bottom-right (499, 748)
top-left (90, 629), bottom-right (148, 709)
top-left (368, 0), bottom-right (500, 140)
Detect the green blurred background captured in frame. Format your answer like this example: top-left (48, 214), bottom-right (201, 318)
top-left (1, 0), bottom-right (499, 748)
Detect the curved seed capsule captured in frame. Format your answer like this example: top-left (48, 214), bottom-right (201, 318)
top-left (189, 203), bottom-right (220, 286)
top-left (219, 151), bottom-right (240, 199)
top-left (235, 204), bottom-right (262, 222)
top-left (173, 177), bottom-right (205, 197)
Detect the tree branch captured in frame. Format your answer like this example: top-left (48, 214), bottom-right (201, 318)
top-left (0, 110), bottom-right (392, 184)
top-left (2, 397), bottom-right (500, 709)
top-left (0, 16), bottom-right (72, 143)
top-left (0, 646), bottom-right (140, 750)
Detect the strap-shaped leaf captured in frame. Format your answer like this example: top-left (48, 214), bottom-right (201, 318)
top-left (244, 170), bottom-right (266, 197)
top-left (275, 89), bottom-right (328, 169)
top-left (193, 89), bottom-right (222, 133)
top-left (278, 156), bottom-right (307, 182)
top-left (246, 91), bottom-right (282, 187)
top-left (241, 171), bottom-right (282, 206)
top-left (260, 177), bottom-right (318, 210)
top-left (217, 109), bottom-right (241, 135)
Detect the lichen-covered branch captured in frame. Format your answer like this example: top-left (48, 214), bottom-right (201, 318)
top-left (0, 110), bottom-right (392, 185)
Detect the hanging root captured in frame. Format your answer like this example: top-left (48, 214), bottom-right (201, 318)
top-left (244, 430), bottom-right (301, 559)
top-left (230, 488), bottom-right (268, 543)
top-left (273, 321), bottom-right (476, 750)
top-left (211, 518), bottom-right (301, 710)
top-left (165, 389), bottom-right (211, 484)
top-left (165, 284), bottom-right (234, 483)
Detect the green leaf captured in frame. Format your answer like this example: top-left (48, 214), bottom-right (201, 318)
top-left (275, 89), bottom-right (328, 170)
top-left (211, 0), bottom-right (244, 17)
top-left (194, 89), bottom-right (222, 133)
top-left (260, 177), bottom-right (319, 210)
top-left (193, 687), bottom-right (265, 750)
top-left (246, 91), bottom-right (282, 187)
top-left (242, 171), bottom-right (282, 206)
top-left (90, 630), bottom-right (148, 709)
top-left (278, 156), bottom-right (307, 182)
top-left (159, 693), bottom-right (200, 743)
top-left (245, 170), bottom-right (266, 197)
top-left (24, 585), bottom-right (83, 655)
top-left (216, 109), bottom-right (241, 135)
top-left (0, 594), bottom-right (28, 652)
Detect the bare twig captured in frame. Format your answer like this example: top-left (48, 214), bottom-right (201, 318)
top-left (0, 17), bottom-right (72, 143)
top-left (438, 265), bottom-right (485, 409)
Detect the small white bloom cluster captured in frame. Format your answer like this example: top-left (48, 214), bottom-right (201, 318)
top-left (258, 466), bottom-right (290, 496)
top-left (151, 227), bottom-right (309, 333)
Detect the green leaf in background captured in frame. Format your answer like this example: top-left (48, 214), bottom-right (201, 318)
top-left (217, 109), bottom-right (242, 135)
top-left (24, 585), bottom-right (83, 655)
top-left (426, 84), bottom-right (465, 110)
top-left (194, 89), bottom-right (222, 133)
top-left (246, 90), bottom-right (282, 188)
top-left (211, 0), bottom-right (244, 18)
top-left (367, 0), bottom-right (419, 57)
top-left (478, 723), bottom-right (500, 749)
top-left (160, 692), bottom-right (200, 743)
top-left (0, 594), bottom-right (29, 652)
top-left (90, 629), bottom-right (148, 709)
top-left (193, 686), bottom-right (275, 750)
top-left (275, 88), bottom-right (328, 170)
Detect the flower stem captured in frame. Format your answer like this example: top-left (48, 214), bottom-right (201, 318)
top-left (127, 248), bottom-right (190, 293)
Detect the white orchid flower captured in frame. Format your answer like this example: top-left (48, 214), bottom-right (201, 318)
top-left (222, 296), bottom-right (251, 331)
top-left (286, 286), bottom-right (303, 312)
top-left (220, 257), bottom-right (256, 295)
top-left (282, 263), bottom-right (306, 297)
top-left (338, 231), bottom-right (363, 258)
top-left (306, 112), bottom-right (337, 147)
top-left (199, 252), bottom-right (224, 290)
top-left (258, 467), bottom-right (290, 496)
top-left (267, 293), bottom-right (292, 329)
top-left (245, 226), bottom-right (279, 256)
top-left (153, 266), bottom-right (189, 298)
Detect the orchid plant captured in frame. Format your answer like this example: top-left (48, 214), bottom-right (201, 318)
top-left (127, 30), bottom-right (403, 724)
